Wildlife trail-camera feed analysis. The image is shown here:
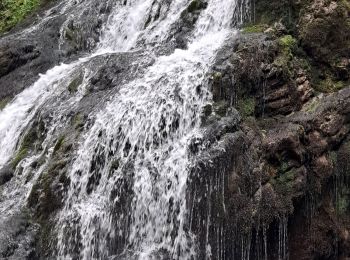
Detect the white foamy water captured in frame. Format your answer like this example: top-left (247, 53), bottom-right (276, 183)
top-left (56, 0), bottom-right (242, 259)
top-left (0, 0), bottom-right (248, 259)
top-left (0, 61), bottom-right (80, 168)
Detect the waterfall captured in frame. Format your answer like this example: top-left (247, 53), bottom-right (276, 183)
top-left (0, 0), bottom-right (250, 259)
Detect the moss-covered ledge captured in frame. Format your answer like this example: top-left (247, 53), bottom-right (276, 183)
top-left (0, 0), bottom-right (55, 34)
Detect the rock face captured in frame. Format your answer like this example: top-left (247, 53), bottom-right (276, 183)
top-left (0, 0), bottom-right (349, 259)
top-left (0, 0), bottom-right (115, 101)
top-left (186, 0), bottom-right (350, 258)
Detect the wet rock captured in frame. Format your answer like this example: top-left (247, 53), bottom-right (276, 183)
top-left (0, 165), bottom-right (14, 185)
top-left (0, 0), bottom-right (115, 101)
top-left (0, 210), bottom-right (39, 259)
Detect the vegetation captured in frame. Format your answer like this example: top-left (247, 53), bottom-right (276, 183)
top-left (11, 120), bottom-right (44, 169)
top-left (278, 35), bottom-right (297, 53)
top-left (316, 77), bottom-right (346, 93)
top-left (237, 97), bottom-right (255, 117)
top-left (72, 113), bottom-right (85, 131)
top-left (0, 0), bottom-right (45, 33)
top-left (242, 24), bottom-right (267, 33)
top-left (12, 147), bottom-right (29, 169)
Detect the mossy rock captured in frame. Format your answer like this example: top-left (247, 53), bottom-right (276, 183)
top-left (11, 148), bottom-right (29, 169)
top-left (28, 160), bottom-right (68, 218)
top-left (278, 35), bottom-right (297, 53)
top-left (242, 24), bottom-right (268, 34)
top-left (237, 97), bottom-right (255, 117)
top-left (272, 168), bottom-right (296, 194)
top-left (53, 136), bottom-right (65, 154)
top-left (67, 73), bottom-right (84, 93)
top-left (0, 97), bottom-right (11, 111)
top-left (315, 77), bottom-right (346, 93)
top-left (11, 119), bottom-right (46, 169)
top-left (71, 113), bottom-right (85, 131)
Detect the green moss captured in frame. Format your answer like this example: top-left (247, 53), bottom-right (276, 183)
top-left (72, 113), bottom-right (85, 131)
top-left (64, 27), bottom-right (74, 41)
top-left (53, 136), bottom-right (65, 154)
top-left (274, 49), bottom-right (294, 77)
top-left (316, 77), bottom-right (346, 93)
top-left (242, 24), bottom-right (267, 34)
top-left (67, 73), bottom-right (83, 93)
top-left (337, 196), bottom-right (348, 215)
top-left (12, 148), bottom-right (28, 168)
top-left (0, 97), bottom-right (11, 111)
top-left (11, 123), bottom-right (41, 169)
top-left (279, 35), bottom-right (297, 49)
top-left (37, 173), bottom-right (60, 216)
top-left (28, 160), bottom-right (68, 217)
top-left (273, 169), bottom-right (296, 194)
top-left (237, 98), bottom-right (255, 117)
top-left (279, 162), bottom-right (289, 174)
top-left (280, 169), bottom-right (295, 182)
top-left (0, 0), bottom-right (41, 33)
top-left (278, 35), bottom-right (297, 63)
top-left (276, 35), bottom-right (298, 76)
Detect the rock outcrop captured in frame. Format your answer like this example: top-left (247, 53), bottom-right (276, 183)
top-left (187, 0), bottom-right (350, 258)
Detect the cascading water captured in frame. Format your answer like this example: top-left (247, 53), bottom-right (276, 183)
top-left (57, 1), bottom-right (243, 258)
top-left (0, 0), bottom-right (250, 259)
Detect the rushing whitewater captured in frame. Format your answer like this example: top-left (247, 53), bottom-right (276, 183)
top-left (0, 0), bottom-right (250, 259)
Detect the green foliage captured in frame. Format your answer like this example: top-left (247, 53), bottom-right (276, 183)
top-left (316, 77), bottom-right (346, 93)
top-left (272, 169), bottom-right (295, 194)
top-left (237, 97), bottom-right (255, 117)
top-left (273, 35), bottom-right (298, 78)
top-left (278, 35), bottom-right (297, 54)
top-left (242, 24), bottom-right (267, 34)
top-left (0, 0), bottom-right (42, 33)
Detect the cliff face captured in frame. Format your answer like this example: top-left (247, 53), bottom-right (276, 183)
top-left (0, 0), bottom-right (349, 259)
top-left (194, 0), bottom-right (350, 258)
